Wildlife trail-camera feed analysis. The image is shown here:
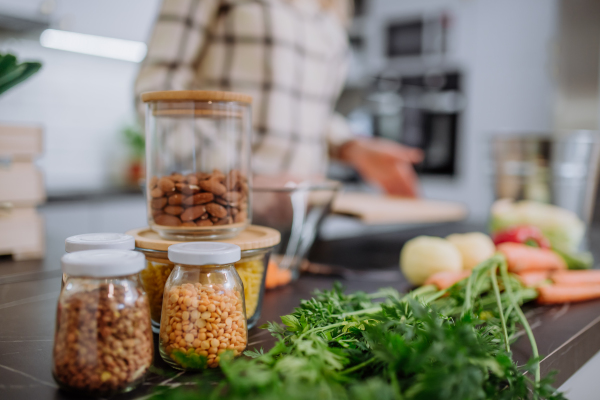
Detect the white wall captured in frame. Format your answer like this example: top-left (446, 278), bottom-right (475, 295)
top-left (0, 0), bottom-right (160, 195)
top-left (0, 0), bottom-right (560, 211)
top-left (363, 0), bottom-right (559, 221)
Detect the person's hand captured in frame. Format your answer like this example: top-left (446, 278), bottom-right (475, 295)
top-left (339, 138), bottom-right (424, 197)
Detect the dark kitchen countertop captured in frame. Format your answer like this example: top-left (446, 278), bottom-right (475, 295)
top-left (1, 198), bottom-right (600, 399)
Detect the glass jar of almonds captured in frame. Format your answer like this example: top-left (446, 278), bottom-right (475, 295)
top-left (142, 90), bottom-right (252, 241)
top-left (159, 242), bottom-right (248, 370)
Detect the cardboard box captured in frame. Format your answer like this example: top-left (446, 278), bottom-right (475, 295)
top-left (0, 161), bottom-right (45, 206)
top-left (0, 206), bottom-right (45, 260)
top-left (0, 124), bottom-right (43, 160)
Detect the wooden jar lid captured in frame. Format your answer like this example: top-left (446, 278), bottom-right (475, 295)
top-left (126, 225), bottom-right (280, 252)
top-left (141, 90), bottom-right (252, 104)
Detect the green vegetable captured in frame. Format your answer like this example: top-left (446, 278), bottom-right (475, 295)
top-left (0, 53), bottom-right (42, 96)
top-left (150, 256), bottom-right (564, 400)
top-left (170, 349), bottom-right (208, 370)
top-left (490, 199), bottom-right (585, 253)
top-left (554, 248), bottom-right (593, 270)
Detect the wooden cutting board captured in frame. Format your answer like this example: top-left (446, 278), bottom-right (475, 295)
top-left (332, 193), bottom-right (468, 225)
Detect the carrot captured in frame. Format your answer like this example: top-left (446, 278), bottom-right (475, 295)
top-left (424, 270), bottom-right (471, 290)
top-left (265, 261), bottom-right (280, 289)
top-left (516, 271), bottom-right (551, 287)
top-left (551, 270), bottom-right (600, 286)
top-left (265, 260), bottom-right (292, 289)
top-left (496, 242), bottom-right (567, 273)
top-left (537, 283), bottom-right (600, 304)
top-left (277, 268), bottom-right (292, 287)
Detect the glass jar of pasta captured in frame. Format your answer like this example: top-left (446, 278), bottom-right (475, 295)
top-left (141, 90), bottom-right (252, 241)
top-left (127, 225), bottom-right (280, 332)
top-left (159, 242), bottom-right (246, 370)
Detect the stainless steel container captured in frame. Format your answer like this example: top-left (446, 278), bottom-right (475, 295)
top-left (491, 131), bottom-right (600, 227)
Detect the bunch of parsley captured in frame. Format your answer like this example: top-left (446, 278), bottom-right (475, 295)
top-left (151, 255), bottom-right (565, 400)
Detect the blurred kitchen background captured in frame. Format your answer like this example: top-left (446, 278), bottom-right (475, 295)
top-left (0, 0), bottom-right (599, 238)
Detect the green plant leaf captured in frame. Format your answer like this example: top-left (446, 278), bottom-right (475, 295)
top-left (0, 53), bottom-right (42, 96)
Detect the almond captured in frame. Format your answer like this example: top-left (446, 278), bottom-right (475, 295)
top-left (176, 183), bottom-right (200, 195)
top-left (215, 216), bottom-right (233, 226)
top-left (183, 192), bottom-right (214, 206)
top-left (168, 194), bottom-right (184, 205)
top-left (212, 169), bottom-right (226, 182)
top-left (186, 175), bottom-right (198, 185)
top-left (149, 176), bottom-right (158, 189)
top-left (215, 197), bottom-right (228, 206)
top-left (225, 170), bottom-right (239, 188)
top-left (181, 205), bottom-right (206, 222)
top-left (154, 214), bottom-right (181, 226)
top-left (151, 197), bottom-right (167, 209)
top-left (200, 179), bottom-right (227, 196)
top-left (197, 219), bottom-right (213, 227)
top-left (240, 182), bottom-right (249, 195)
top-left (170, 173), bottom-right (186, 183)
top-left (158, 177), bottom-right (175, 192)
top-left (223, 191), bottom-right (242, 203)
top-left (234, 211), bottom-right (247, 223)
top-left (196, 172), bottom-right (212, 181)
top-left (150, 188), bottom-right (164, 198)
top-left (206, 203), bottom-right (228, 218)
top-left (164, 205), bottom-right (184, 215)
top-left (181, 221), bottom-right (196, 227)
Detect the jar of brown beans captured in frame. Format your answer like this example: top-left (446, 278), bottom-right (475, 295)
top-left (159, 242), bottom-right (248, 370)
top-left (53, 250), bottom-right (153, 396)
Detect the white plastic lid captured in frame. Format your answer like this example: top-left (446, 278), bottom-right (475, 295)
top-left (168, 242), bottom-right (241, 266)
top-left (65, 233), bottom-right (135, 253)
top-left (61, 249), bottom-right (145, 277)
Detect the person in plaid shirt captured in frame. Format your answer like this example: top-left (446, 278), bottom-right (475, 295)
top-left (135, 0), bottom-right (422, 197)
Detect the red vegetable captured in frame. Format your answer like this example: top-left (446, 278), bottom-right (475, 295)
top-left (493, 225), bottom-right (551, 249)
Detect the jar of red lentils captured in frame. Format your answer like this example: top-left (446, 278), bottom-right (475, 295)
top-left (159, 242), bottom-right (247, 370)
top-left (53, 250), bottom-right (153, 396)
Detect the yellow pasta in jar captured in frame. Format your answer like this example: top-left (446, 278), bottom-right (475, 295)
top-left (234, 258), bottom-right (265, 318)
top-left (140, 256), bottom-right (265, 324)
top-left (140, 261), bottom-right (174, 323)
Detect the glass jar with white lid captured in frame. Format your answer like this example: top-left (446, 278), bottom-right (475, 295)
top-left (159, 242), bottom-right (247, 370)
top-left (128, 225), bottom-right (279, 332)
top-left (53, 250), bottom-right (153, 396)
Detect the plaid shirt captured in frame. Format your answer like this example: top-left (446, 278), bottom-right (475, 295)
top-left (135, 0), bottom-right (353, 177)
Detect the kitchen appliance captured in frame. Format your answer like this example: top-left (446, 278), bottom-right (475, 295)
top-left (491, 131), bottom-right (600, 228)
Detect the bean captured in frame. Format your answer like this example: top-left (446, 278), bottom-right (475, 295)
top-left (53, 284), bottom-right (154, 394)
